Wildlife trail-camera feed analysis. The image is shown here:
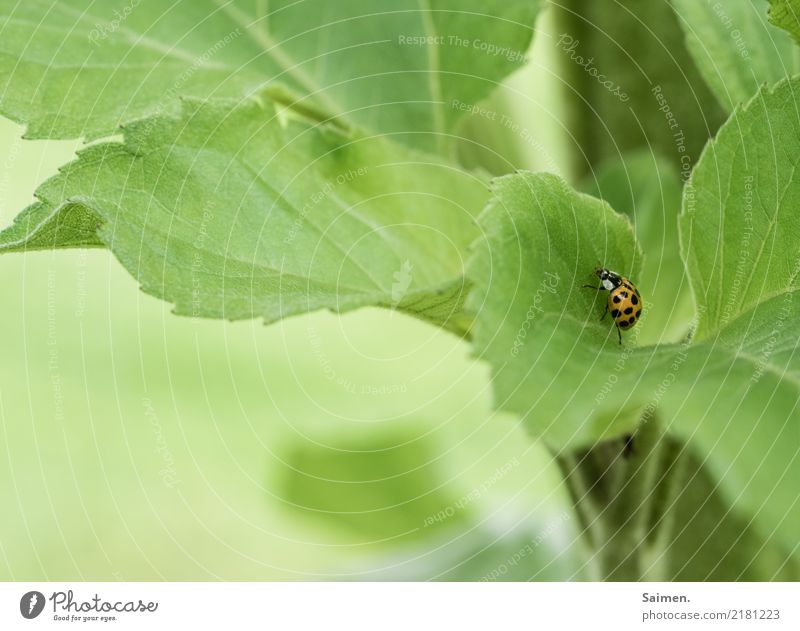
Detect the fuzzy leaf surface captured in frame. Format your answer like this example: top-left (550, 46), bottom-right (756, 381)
top-left (0, 0), bottom-right (538, 152)
top-left (468, 147), bottom-right (800, 552)
top-left (674, 0), bottom-right (795, 112)
top-left (0, 97), bottom-right (488, 329)
top-left (769, 0), bottom-right (800, 43)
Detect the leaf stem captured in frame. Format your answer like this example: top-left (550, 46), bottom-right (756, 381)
top-left (555, 413), bottom-right (688, 581)
top-left (597, 417), bottom-right (665, 580)
top-left (639, 439), bottom-right (690, 580)
top-left (554, 451), bottom-right (602, 550)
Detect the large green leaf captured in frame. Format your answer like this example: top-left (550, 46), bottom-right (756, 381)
top-left (0, 0), bottom-right (539, 152)
top-left (0, 95), bottom-right (487, 330)
top-left (467, 100), bottom-right (800, 551)
top-left (654, 443), bottom-right (800, 580)
top-left (681, 78), bottom-right (800, 338)
top-left (466, 171), bottom-right (656, 449)
top-left (673, 77), bottom-right (800, 561)
top-left (674, 0), bottom-right (796, 112)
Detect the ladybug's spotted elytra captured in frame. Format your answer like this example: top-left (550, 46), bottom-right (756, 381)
top-left (582, 267), bottom-right (642, 344)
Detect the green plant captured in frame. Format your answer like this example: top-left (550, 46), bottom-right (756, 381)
top-left (1, 0), bottom-right (798, 580)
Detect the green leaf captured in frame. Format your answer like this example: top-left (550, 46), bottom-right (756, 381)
top-left (652, 444), bottom-right (800, 580)
top-left (468, 145), bottom-right (800, 553)
top-left (0, 96), bottom-right (488, 330)
top-left (673, 77), bottom-right (800, 561)
top-left (681, 78), bottom-right (800, 338)
top-left (585, 152), bottom-right (694, 344)
top-left (674, 0), bottom-right (796, 112)
top-left (769, 0), bottom-right (800, 43)
top-left (0, 200), bottom-right (104, 252)
top-left (466, 171), bottom-right (652, 448)
top-left (660, 313), bottom-right (800, 561)
top-left (0, 0), bottom-right (539, 152)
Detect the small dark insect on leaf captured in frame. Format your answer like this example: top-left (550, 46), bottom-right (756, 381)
top-left (622, 433), bottom-right (635, 458)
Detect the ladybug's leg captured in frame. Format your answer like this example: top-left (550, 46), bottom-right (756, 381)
top-left (600, 303), bottom-right (608, 321)
top-left (616, 325), bottom-right (622, 345)
top-left (582, 284), bottom-right (603, 290)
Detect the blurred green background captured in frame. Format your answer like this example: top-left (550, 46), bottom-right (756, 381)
top-left (0, 111), bottom-right (585, 580)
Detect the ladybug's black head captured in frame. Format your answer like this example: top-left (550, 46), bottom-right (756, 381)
top-left (594, 267), bottom-right (617, 281)
top-left (594, 267), bottom-right (622, 289)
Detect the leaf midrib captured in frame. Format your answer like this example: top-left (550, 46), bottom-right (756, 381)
top-left (417, 0), bottom-right (446, 153)
top-left (211, 0), bottom-right (349, 120)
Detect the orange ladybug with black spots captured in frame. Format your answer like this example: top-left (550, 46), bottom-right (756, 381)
top-left (583, 267), bottom-right (642, 344)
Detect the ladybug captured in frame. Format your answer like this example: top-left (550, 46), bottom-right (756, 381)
top-left (583, 267), bottom-right (642, 344)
